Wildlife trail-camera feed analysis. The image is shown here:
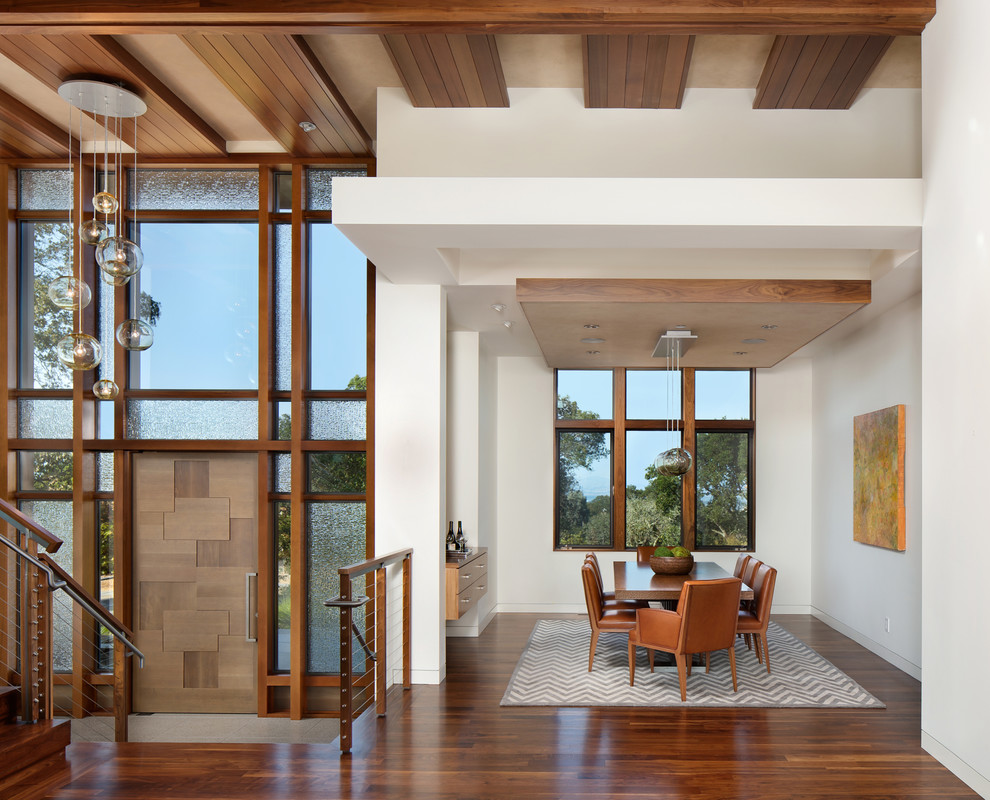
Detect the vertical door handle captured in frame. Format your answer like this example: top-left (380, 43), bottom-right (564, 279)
top-left (245, 572), bottom-right (258, 643)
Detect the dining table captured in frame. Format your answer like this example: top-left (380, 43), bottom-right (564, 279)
top-left (613, 560), bottom-right (754, 603)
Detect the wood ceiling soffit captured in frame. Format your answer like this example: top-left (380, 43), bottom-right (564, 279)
top-left (0, 87), bottom-right (77, 158)
top-left (381, 34), bottom-right (508, 108)
top-left (516, 278), bottom-right (872, 305)
top-left (754, 34), bottom-right (894, 109)
top-left (182, 33), bottom-right (373, 156)
top-left (0, 2), bottom-right (937, 36)
top-left (583, 35), bottom-right (694, 109)
top-left (0, 34), bottom-right (225, 156)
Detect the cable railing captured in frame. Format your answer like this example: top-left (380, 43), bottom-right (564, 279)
top-left (0, 498), bottom-right (143, 742)
top-left (324, 547), bottom-right (412, 754)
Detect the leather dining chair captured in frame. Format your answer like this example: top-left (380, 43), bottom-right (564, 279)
top-left (737, 563), bottom-right (778, 673)
top-left (733, 554), bottom-right (751, 579)
top-left (636, 546), bottom-right (656, 564)
top-left (584, 553), bottom-right (647, 610)
top-left (627, 577), bottom-right (742, 700)
top-left (582, 562), bottom-right (637, 671)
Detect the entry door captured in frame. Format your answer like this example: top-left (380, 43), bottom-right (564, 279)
top-left (132, 453), bottom-right (258, 713)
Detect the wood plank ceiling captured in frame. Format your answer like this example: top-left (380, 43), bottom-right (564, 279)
top-left (583, 35), bottom-right (695, 109)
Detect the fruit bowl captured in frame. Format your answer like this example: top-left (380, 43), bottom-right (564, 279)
top-left (649, 555), bottom-right (695, 575)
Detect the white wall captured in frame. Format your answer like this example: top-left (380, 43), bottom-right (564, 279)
top-left (494, 355), bottom-right (813, 613)
top-left (809, 295), bottom-right (922, 678)
top-left (375, 277), bottom-right (447, 684)
top-left (378, 87), bottom-right (920, 179)
top-left (921, 1), bottom-right (990, 795)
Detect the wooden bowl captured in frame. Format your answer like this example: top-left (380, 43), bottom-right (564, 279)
top-left (649, 555), bottom-right (694, 575)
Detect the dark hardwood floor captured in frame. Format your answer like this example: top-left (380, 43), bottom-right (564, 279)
top-left (46, 614), bottom-right (977, 799)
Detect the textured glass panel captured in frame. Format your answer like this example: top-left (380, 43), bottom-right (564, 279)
top-left (274, 454), bottom-right (292, 492)
top-left (18, 451), bottom-right (73, 491)
top-left (310, 224), bottom-right (367, 390)
top-left (306, 502), bottom-right (367, 673)
top-left (20, 221), bottom-right (73, 389)
top-left (696, 432), bottom-right (751, 549)
top-left (275, 172), bottom-right (292, 212)
top-left (276, 401), bottom-right (291, 440)
top-left (126, 400), bottom-right (258, 439)
top-left (130, 169), bottom-right (259, 210)
top-left (97, 452), bottom-right (114, 491)
top-left (274, 224), bottom-right (292, 391)
top-left (624, 431), bottom-right (682, 549)
top-left (307, 400), bottom-right (366, 441)
top-left (131, 222), bottom-right (258, 389)
top-left (308, 453), bottom-right (366, 494)
top-left (305, 168), bottom-right (367, 211)
top-left (556, 370), bottom-right (612, 420)
top-left (18, 398), bottom-right (73, 438)
top-left (275, 501), bottom-right (291, 672)
top-left (556, 431), bottom-right (611, 548)
top-left (20, 501), bottom-right (73, 672)
top-left (626, 370), bottom-right (682, 420)
top-left (19, 169), bottom-right (71, 210)
top-left (696, 370), bottom-right (751, 420)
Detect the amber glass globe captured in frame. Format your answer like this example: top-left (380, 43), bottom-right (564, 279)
top-left (100, 270), bottom-right (131, 286)
top-left (48, 275), bottom-right (92, 310)
top-left (654, 447), bottom-right (693, 477)
top-left (56, 333), bottom-right (102, 371)
top-left (79, 218), bottom-right (108, 245)
top-left (96, 237), bottom-right (143, 278)
top-left (93, 378), bottom-right (119, 400)
top-left (116, 318), bottom-right (154, 351)
top-left (93, 191), bottom-right (118, 215)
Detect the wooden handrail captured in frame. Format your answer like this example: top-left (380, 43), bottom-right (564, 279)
top-left (0, 497), bottom-right (63, 553)
top-left (338, 547), bottom-right (413, 578)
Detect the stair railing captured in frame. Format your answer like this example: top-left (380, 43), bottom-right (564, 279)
top-left (324, 547), bottom-right (412, 754)
top-left (0, 498), bottom-right (143, 742)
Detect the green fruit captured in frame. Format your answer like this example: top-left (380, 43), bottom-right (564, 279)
top-left (671, 546), bottom-right (691, 558)
top-left (654, 545), bottom-right (674, 557)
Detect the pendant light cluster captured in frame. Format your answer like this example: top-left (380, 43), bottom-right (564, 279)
top-left (50, 78), bottom-right (154, 400)
top-left (654, 330), bottom-right (697, 477)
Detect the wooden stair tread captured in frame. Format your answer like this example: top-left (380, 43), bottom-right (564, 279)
top-left (0, 719), bottom-right (70, 782)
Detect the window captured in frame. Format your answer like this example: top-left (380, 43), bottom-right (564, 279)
top-left (554, 368), bottom-right (754, 551)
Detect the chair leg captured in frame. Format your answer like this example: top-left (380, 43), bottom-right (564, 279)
top-left (705, 652), bottom-right (711, 673)
top-left (674, 653), bottom-right (688, 702)
top-left (752, 633), bottom-right (763, 665)
top-left (628, 638), bottom-right (636, 686)
top-left (728, 646), bottom-right (738, 693)
top-left (686, 656), bottom-right (693, 677)
top-left (588, 629), bottom-right (599, 672)
top-left (649, 648), bottom-right (655, 673)
top-left (760, 631), bottom-right (771, 674)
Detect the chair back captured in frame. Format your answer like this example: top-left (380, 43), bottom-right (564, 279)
top-left (581, 563), bottom-right (604, 628)
top-left (636, 546), bottom-right (656, 564)
top-left (676, 578), bottom-right (743, 654)
top-left (584, 554), bottom-right (605, 595)
top-left (749, 563), bottom-right (777, 627)
top-left (741, 557), bottom-right (762, 589)
top-left (733, 554), bottom-right (751, 579)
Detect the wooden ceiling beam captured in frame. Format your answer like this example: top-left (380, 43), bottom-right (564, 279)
top-left (381, 34), bottom-right (508, 108)
top-left (0, 1), bottom-right (936, 36)
top-left (754, 34), bottom-right (894, 109)
top-left (583, 34), bottom-right (694, 109)
top-left (0, 87), bottom-right (77, 158)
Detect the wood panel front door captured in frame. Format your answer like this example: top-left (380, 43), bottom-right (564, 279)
top-left (132, 453), bottom-right (258, 713)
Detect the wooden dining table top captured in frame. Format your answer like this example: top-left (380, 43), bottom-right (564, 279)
top-left (613, 560), bottom-right (754, 601)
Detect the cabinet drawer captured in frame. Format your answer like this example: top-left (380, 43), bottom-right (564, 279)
top-left (457, 558), bottom-right (487, 593)
top-left (455, 577), bottom-right (488, 617)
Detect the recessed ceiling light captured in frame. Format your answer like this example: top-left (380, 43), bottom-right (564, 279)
top-left (741, 338), bottom-right (766, 344)
top-left (298, 121), bottom-right (317, 133)
top-left (586, 350), bottom-right (600, 355)
top-left (583, 323), bottom-right (599, 329)
top-left (734, 351), bottom-right (747, 356)
top-left (581, 337), bottom-right (605, 344)
top-left (490, 303), bottom-right (506, 312)
top-left (503, 320), bottom-right (512, 328)
top-left (675, 324), bottom-right (688, 329)
top-left (761, 324), bottom-right (778, 330)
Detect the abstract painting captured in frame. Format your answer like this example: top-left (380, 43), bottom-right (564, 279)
top-left (853, 405), bottom-right (906, 551)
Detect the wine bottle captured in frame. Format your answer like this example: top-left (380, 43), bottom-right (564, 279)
top-left (446, 521), bottom-right (457, 552)
top-left (456, 521), bottom-right (466, 551)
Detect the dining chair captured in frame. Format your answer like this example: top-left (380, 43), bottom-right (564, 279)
top-left (635, 546), bottom-right (656, 564)
top-left (733, 554), bottom-right (751, 579)
top-left (582, 562), bottom-right (637, 671)
top-left (584, 553), bottom-right (647, 610)
top-left (627, 577), bottom-right (742, 700)
top-left (737, 563), bottom-right (778, 673)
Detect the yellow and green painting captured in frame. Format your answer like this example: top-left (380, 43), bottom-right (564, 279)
top-left (853, 405), bottom-right (905, 551)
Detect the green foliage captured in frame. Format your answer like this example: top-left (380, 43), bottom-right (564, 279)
top-left (98, 502), bottom-right (113, 577)
top-left (140, 291), bottom-right (162, 326)
top-left (309, 453), bottom-right (366, 494)
top-left (556, 396), bottom-right (611, 547)
top-left (624, 463), bottom-right (682, 548)
top-left (695, 432), bottom-right (749, 547)
top-left (346, 374), bottom-right (366, 391)
top-left (29, 223), bottom-right (73, 389)
top-left (28, 451), bottom-right (73, 491)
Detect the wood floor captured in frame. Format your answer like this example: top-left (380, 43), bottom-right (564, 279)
top-left (45, 614), bottom-right (978, 800)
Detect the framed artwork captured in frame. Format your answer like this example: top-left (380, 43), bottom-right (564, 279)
top-left (853, 405), bottom-right (906, 551)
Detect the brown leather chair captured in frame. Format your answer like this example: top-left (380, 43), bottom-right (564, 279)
top-left (636, 546), bottom-right (656, 564)
top-left (582, 562), bottom-right (637, 671)
top-left (733, 554), bottom-right (751, 579)
top-left (584, 553), bottom-right (647, 610)
top-left (737, 563), bottom-right (778, 673)
top-left (627, 577), bottom-right (742, 700)
top-left (741, 557), bottom-right (762, 589)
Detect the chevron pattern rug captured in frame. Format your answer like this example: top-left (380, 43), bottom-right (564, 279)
top-left (500, 619), bottom-right (885, 708)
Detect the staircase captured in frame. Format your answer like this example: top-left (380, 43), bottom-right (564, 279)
top-left (0, 686), bottom-right (70, 800)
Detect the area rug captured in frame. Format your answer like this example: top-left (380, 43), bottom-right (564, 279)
top-left (500, 619), bottom-right (884, 708)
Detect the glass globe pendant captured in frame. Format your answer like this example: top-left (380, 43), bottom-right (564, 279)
top-left (79, 218), bottom-right (108, 245)
top-left (96, 236), bottom-right (143, 278)
top-left (93, 191), bottom-right (118, 215)
top-left (93, 378), bottom-right (119, 400)
top-left (655, 447), bottom-right (693, 477)
top-left (56, 333), bottom-right (102, 371)
top-left (101, 270), bottom-right (131, 286)
top-left (116, 318), bottom-right (154, 351)
top-left (48, 275), bottom-right (92, 310)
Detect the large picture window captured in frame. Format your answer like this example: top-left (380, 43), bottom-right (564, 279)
top-left (554, 368), bottom-right (754, 552)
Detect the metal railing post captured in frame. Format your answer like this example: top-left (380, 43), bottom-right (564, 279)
top-left (375, 566), bottom-right (386, 716)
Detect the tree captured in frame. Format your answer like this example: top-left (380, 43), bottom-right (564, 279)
top-left (556, 396), bottom-right (610, 547)
top-left (695, 432), bottom-right (749, 547)
top-left (625, 464), bottom-right (682, 548)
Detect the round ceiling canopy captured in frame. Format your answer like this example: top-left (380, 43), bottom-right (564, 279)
top-left (58, 78), bottom-right (147, 118)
